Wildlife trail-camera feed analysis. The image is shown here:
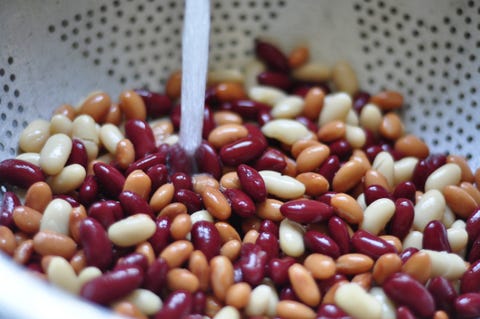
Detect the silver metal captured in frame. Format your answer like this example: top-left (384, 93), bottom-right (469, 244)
top-left (0, 0), bottom-right (478, 318)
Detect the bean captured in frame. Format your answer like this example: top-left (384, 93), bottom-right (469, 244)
top-left (255, 231), bottom-right (279, 259)
top-left (455, 293), bottom-right (480, 319)
top-left (460, 182), bottom-right (480, 206)
top-left (210, 255), bottom-right (234, 302)
top-left (304, 230), bottom-right (340, 259)
top-left (142, 257), bottom-right (169, 295)
top-left (135, 89), bottom-right (172, 118)
top-left (13, 239), bottom-right (33, 265)
top-left (364, 184), bottom-right (391, 205)
top-left (280, 199), bottom-right (333, 224)
top-left (332, 61), bottom-right (358, 96)
top-left (447, 226), bottom-right (468, 253)
top-left (119, 190), bottom-right (154, 218)
top-left (39, 198), bottom-right (72, 235)
top-left (271, 95), bottom-right (303, 118)
top-left (279, 218), bottom-right (305, 257)
top-left (160, 240), bottom-right (193, 268)
top-left (336, 253), bottom-right (374, 275)
top-left (352, 230), bottom-right (397, 260)
top-left (47, 164), bottom-right (86, 194)
top-left (122, 289), bottom-right (162, 316)
top-left (402, 249), bottom-right (431, 284)
top-left (170, 213), bottom-right (192, 240)
top-left (33, 230), bottom-right (77, 259)
top-left (0, 192), bottom-right (19, 227)
top-left (190, 221), bottom-right (222, 260)
top-left (79, 217), bottom-right (112, 271)
top-left (412, 154), bottom-right (447, 191)
top-left (123, 170), bottom-right (151, 200)
top-left (334, 283), bottom-right (382, 319)
top-left (327, 216), bottom-right (351, 255)
top-left (259, 170), bottom-right (306, 199)
top-left (200, 187), bottom-right (230, 220)
top-left (292, 62), bottom-right (332, 83)
top-left (208, 124), bottom-right (249, 149)
top-left (108, 214), bottom-right (156, 247)
top-left (166, 268), bottom-right (200, 293)
top-left (221, 188), bottom-right (255, 218)
top-left (261, 119), bottom-right (310, 145)
top-left (245, 284), bottom-right (278, 317)
top-left (392, 180), bottom-right (416, 202)
top-left (443, 185), bottom-right (477, 219)
top-left (0, 226), bottom-right (16, 255)
top-left (19, 119), bottom-right (51, 153)
top-left (332, 160), bottom-right (367, 193)
top-left (12, 206), bottom-right (42, 234)
top-left (276, 300), bottom-right (316, 319)
top-left (370, 90), bottom-right (403, 111)
top-left (255, 39), bottom-right (289, 73)
top-left (361, 198), bottom-right (396, 235)
top-left (413, 189), bottom-right (446, 231)
top-left (427, 276), bottom-right (457, 314)
top-left (288, 263), bottom-right (320, 306)
top-left (0, 159), bottom-right (45, 189)
top-left (125, 119), bottom-right (156, 159)
top-left (330, 193), bottom-right (363, 224)
top-left (423, 249), bottom-right (468, 280)
top-left (126, 152), bottom-right (167, 177)
top-left (466, 209), bottom-right (480, 243)
top-left (379, 112), bottom-right (404, 140)
top-left (93, 162), bottom-right (125, 198)
top-left (423, 220), bottom-right (451, 252)
top-left (225, 282), bottom-right (251, 309)
top-left (219, 135), bottom-right (266, 166)
top-left (238, 243), bottom-right (268, 286)
top-left (87, 200), bottom-right (123, 229)
top-left (316, 304), bottom-right (351, 319)
top-left (461, 260), bottom-right (480, 293)
top-left (372, 253), bottom-right (402, 285)
top-left (424, 163), bottom-right (462, 192)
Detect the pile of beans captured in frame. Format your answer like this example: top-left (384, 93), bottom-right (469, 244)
top-left (1, 39), bottom-right (480, 319)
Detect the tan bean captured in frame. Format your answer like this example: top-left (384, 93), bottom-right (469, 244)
top-left (288, 46), bottom-right (310, 68)
top-left (424, 249), bottom-right (468, 280)
top-left (271, 95), bottom-right (304, 119)
top-left (245, 284), bottom-right (278, 317)
top-left (53, 104), bottom-right (76, 121)
top-left (288, 263), bottom-right (321, 307)
top-left (105, 103), bottom-right (123, 126)
top-left (336, 253), bottom-right (374, 275)
top-left (192, 173), bottom-right (220, 193)
top-left (351, 272), bottom-right (373, 291)
top-left (290, 139), bottom-right (320, 159)
top-left (33, 230), bottom-right (77, 259)
top-left (460, 182), bottom-right (480, 206)
top-left (292, 62), bottom-right (332, 83)
top-left (443, 185), bottom-right (477, 219)
top-left (249, 85), bottom-right (285, 106)
top-left (39, 133), bottom-right (73, 175)
top-left (160, 240), bottom-right (194, 268)
top-left (170, 213), bottom-right (192, 240)
top-left (361, 198), bottom-right (395, 235)
top-left (213, 110), bottom-right (243, 125)
top-left (47, 256), bottom-right (80, 294)
top-left (215, 82), bottom-right (247, 102)
top-left (304, 253), bottom-right (336, 280)
top-left (296, 172), bottom-right (329, 197)
top-left (433, 310), bottom-right (449, 319)
top-left (372, 253), bottom-right (402, 284)
top-left (123, 170), bottom-right (151, 200)
top-left (364, 169), bottom-right (391, 191)
top-left (370, 90), bottom-right (404, 111)
top-left (202, 186), bottom-right (231, 220)
top-left (279, 219), bottom-right (305, 257)
top-left (70, 250), bottom-right (87, 274)
top-left (207, 69), bottom-right (244, 85)
top-left (331, 193), bottom-right (364, 224)
top-left (69, 205), bottom-right (87, 243)
top-left (276, 300), bottom-right (316, 319)
top-left (226, 282), bottom-right (251, 309)
top-left (378, 112), bottom-right (404, 140)
top-left (332, 61), bottom-right (358, 96)
top-left (394, 134), bottom-right (430, 159)
top-left (135, 242), bottom-right (155, 265)
top-left (219, 171), bottom-right (241, 189)
top-left (220, 239), bottom-right (242, 261)
top-left (379, 235), bottom-right (403, 253)
top-left (158, 202), bottom-right (188, 219)
top-left (215, 222), bottom-right (241, 243)
top-left (50, 114), bottom-right (73, 136)
top-left (124, 289), bottom-right (162, 317)
top-left (332, 160), bottom-right (368, 193)
top-left (243, 229), bottom-right (260, 244)
top-left (262, 119), bottom-right (311, 145)
top-left (13, 239), bottom-right (34, 265)
top-left (359, 103), bottom-right (382, 134)
top-left (0, 226), bottom-right (16, 255)
top-left (322, 280), bottom-right (348, 305)
top-left (12, 206), bottom-right (42, 234)
top-left (402, 251), bottom-right (432, 284)
top-left (150, 119), bottom-right (174, 144)
top-left (208, 124), bottom-right (249, 148)
top-left (112, 301), bottom-right (148, 319)
top-left (318, 92), bottom-right (352, 126)
top-left (210, 255), bottom-right (234, 301)
top-left (282, 156), bottom-right (297, 177)
top-left (205, 295), bottom-right (223, 319)
top-left (99, 123), bottom-right (123, 154)
top-left (317, 120), bottom-right (345, 142)
top-left (166, 268), bottom-right (200, 292)
top-left (149, 183), bottom-right (175, 212)
top-left (296, 144), bottom-right (330, 173)
top-left (189, 250), bottom-right (210, 291)
top-left (78, 92), bottom-right (111, 123)
top-left (447, 155), bottom-right (474, 183)
top-left (119, 90), bottom-right (146, 120)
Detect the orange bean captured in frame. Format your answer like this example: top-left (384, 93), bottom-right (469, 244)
top-left (460, 182), bottom-right (480, 206)
top-left (192, 173), bottom-right (220, 194)
top-left (243, 229), bottom-right (260, 244)
top-left (215, 222), bottom-right (241, 243)
top-left (276, 300), bottom-right (317, 319)
top-left (116, 139), bottom-right (135, 170)
top-left (158, 202), bottom-right (188, 219)
top-left (394, 134), bottom-right (430, 159)
top-left (288, 46), bottom-right (310, 68)
top-left (225, 282), bottom-right (251, 309)
top-left (208, 124), bottom-right (249, 149)
top-left (33, 230), bottom-right (77, 259)
top-left (53, 104), bottom-right (76, 121)
top-left (69, 205), bottom-right (87, 243)
top-left (256, 198), bottom-right (284, 222)
top-left (220, 239), bottom-right (242, 261)
top-left (201, 187), bottom-right (231, 220)
top-left (332, 160), bottom-right (368, 193)
top-left (296, 144), bottom-right (330, 173)
top-left (219, 171), bottom-right (241, 189)
top-left (447, 155), bottom-right (475, 183)
top-left (25, 181), bottom-right (52, 213)
top-left (210, 256), bottom-right (234, 301)
top-left (205, 295), bottom-right (223, 319)
top-left (159, 240), bottom-right (194, 268)
top-left (322, 280), bottom-right (348, 304)
top-left (303, 253), bottom-right (336, 280)
top-left (13, 239), bottom-right (34, 265)
top-left (378, 112), bottom-right (404, 140)
top-left (302, 87), bottom-right (324, 121)
top-left (370, 90), bottom-right (404, 111)
top-left (282, 156), bottom-right (297, 177)
top-left (372, 253), bottom-right (402, 284)
top-left (215, 82), bottom-right (247, 102)
top-left (12, 206), bottom-right (42, 234)
top-left (0, 226), bottom-right (16, 255)
top-left (119, 90), bottom-right (146, 120)
top-left (150, 183), bottom-right (175, 212)
top-left (166, 268), bottom-right (200, 292)
top-left (123, 169), bottom-right (151, 200)
top-left (104, 103), bottom-right (123, 126)
top-left (135, 242), bottom-right (155, 265)
top-left (78, 92), bottom-right (111, 123)
top-left (364, 169), bottom-right (391, 191)
top-left (402, 251), bottom-right (432, 284)
top-left (289, 263), bottom-right (321, 307)
top-left (70, 249), bottom-right (87, 274)
top-left (330, 193), bottom-right (364, 224)
top-left (296, 172), bottom-right (329, 197)
top-left (213, 110), bottom-right (243, 125)
top-left (170, 213), bottom-right (192, 240)
top-left (189, 250), bottom-right (210, 291)
top-left (379, 235), bottom-right (403, 253)
top-left (291, 139), bottom-right (321, 159)
top-left (433, 310), bottom-right (449, 319)
top-left (351, 272), bottom-right (373, 291)
top-left (443, 185), bottom-right (478, 219)
top-left (317, 120), bottom-right (346, 142)
top-left (336, 253), bottom-right (374, 275)
top-left (112, 301), bottom-right (148, 319)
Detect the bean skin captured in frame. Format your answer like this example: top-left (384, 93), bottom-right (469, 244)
top-left (79, 217), bottom-right (113, 271)
top-left (280, 199), bottom-right (333, 224)
top-left (0, 159), bottom-right (45, 189)
top-left (238, 243), bottom-right (268, 286)
top-left (304, 230), bottom-right (340, 259)
top-left (223, 188), bottom-right (256, 218)
top-left (351, 230), bottom-right (397, 260)
top-left (427, 276), bottom-right (457, 314)
top-left (191, 221), bottom-right (222, 260)
top-left (93, 162), bottom-right (125, 198)
top-left (237, 164), bottom-right (267, 203)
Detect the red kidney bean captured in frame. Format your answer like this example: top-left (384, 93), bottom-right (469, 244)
top-left (88, 200), bottom-right (123, 229)
top-left (364, 184), bottom-right (392, 206)
top-left (53, 194), bottom-right (80, 207)
top-left (194, 141), bottom-right (222, 179)
top-left (80, 267), bottom-right (143, 305)
top-left (174, 189), bottom-right (203, 213)
top-left (220, 136), bottom-right (266, 167)
top-left (423, 220), bottom-right (452, 252)
top-left (256, 231), bottom-right (279, 259)
top-left (119, 190), bottom-right (154, 218)
top-left (93, 162), bottom-right (125, 198)
top-left (135, 89), bottom-right (173, 118)
top-left (147, 163), bottom-right (169, 191)
top-left (257, 71), bottom-right (292, 90)
top-left (205, 86), bottom-right (220, 107)
top-left (115, 252), bottom-right (148, 274)
top-left (316, 191), bottom-right (336, 205)
top-left (253, 147), bottom-right (287, 172)
top-left (317, 274), bottom-right (348, 295)
top-left (317, 303), bottom-right (352, 319)
top-left (244, 123), bottom-right (268, 147)
top-left (281, 199), bottom-right (334, 224)
top-left (412, 154), bottom-right (447, 191)
top-left (191, 221), bottom-right (221, 260)
top-left (395, 306), bottom-right (416, 319)
top-left (427, 276), bottom-right (457, 314)
top-left (0, 191), bottom-right (20, 227)
top-left (185, 315), bottom-right (204, 319)
top-left (233, 262), bottom-right (243, 283)
top-left (257, 108), bottom-right (273, 126)
top-left (328, 139), bottom-right (352, 161)
top-left (296, 116), bottom-right (318, 133)
top-left (461, 260), bottom-right (480, 293)
top-left (455, 293), bottom-right (480, 319)
top-left (466, 208), bottom-right (480, 244)
top-left (143, 257), bottom-right (169, 295)
top-left (228, 100), bottom-right (270, 120)
top-left (171, 172), bottom-right (193, 191)
top-left (365, 145), bottom-right (383, 163)
top-left (126, 152), bottom-right (167, 176)
top-left (202, 105), bottom-right (215, 139)
top-left (192, 291), bottom-right (206, 315)
top-left (259, 219), bottom-right (279, 238)
top-left (170, 104), bottom-right (181, 129)
top-left (237, 164), bottom-right (267, 203)
top-left (223, 188), bottom-right (256, 218)
top-left (149, 217), bottom-right (171, 254)
top-left (363, 129), bottom-right (377, 149)
top-left (125, 119), bottom-right (157, 159)
top-left (328, 216), bottom-right (351, 255)
top-left (79, 217), bottom-right (113, 271)
top-left (392, 181), bottom-right (416, 202)
top-left (78, 175), bottom-right (99, 206)
top-left (304, 230), bottom-right (341, 259)
top-left (239, 243), bottom-right (268, 286)
top-left (317, 156), bottom-right (340, 184)
top-left (0, 159), bottom-right (45, 189)
top-left (255, 39), bottom-right (290, 73)
top-left (268, 257), bottom-right (296, 286)
top-left (290, 83), bottom-right (313, 97)
top-left (353, 91), bottom-right (371, 114)
top-left (389, 198), bottom-right (414, 241)
top-left (384, 272), bottom-right (435, 318)
top-left (67, 138), bottom-right (88, 168)
top-left (279, 286), bottom-right (298, 301)
top-left (399, 247), bottom-right (419, 263)
top-left (154, 290), bottom-right (192, 319)
top-left (468, 236), bottom-right (480, 264)
top-left (168, 143), bottom-right (194, 175)
top-left (351, 230), bottom-right (397, 260)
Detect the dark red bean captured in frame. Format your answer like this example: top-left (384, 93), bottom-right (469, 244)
top-left (87, 200), bottom-right (123, 229)
top-left (468, 235), bottom-right (480, 263)
top-left (79, 217), bottom-right (113, 271)
top-left (147, 164), bottom-right (169, 191)
top-left (255, 231), bottom-right (279, 259)
top-left (395, 306), bottom-right (416, 319)
top-left (257, 108), bottom-right (273, 126)
top-left (167, 143), bottom-right (195, 175)
top-left (149, 217), bottom-right (171, 254)
top-left (399, 247), bottom-right (419, 263)
top-left (252, 147), bottom-right (287, 172)
top-left (143, 257), bottom-right (169, 295)
top-left (93, 162), bottom-right (125, 198)
top-left (135, 89), bottom-right (173, 118)
top-left (257, 71), bottom-right (292, 90)
top-left (364, 184), bottom-right (391, 206)
top-left (255, 39), bottom-right (290, 73)
top-left (466, 208), bottom-right (480, 244)
top-left (191, 221), bottom-right (221, 260)
top-left (154, 290), bottom-right (192, 319)
top-left (194, 141), bottom-right (222, 179)
top-left (67, 138), bottom-right (88, 168)
top-left (0, 159), bottom-right (45, 189)
top-left (267, 257), bottom-right (296, 286)
top-left (412, 154), bottom-right (447, 191)
top-left (245, 123), bottom-right (268, 146)
top-left (115, 252), bottom-right (148, 273)
top-left (427, 276), bottom-right (457, 314)
top-left (118, 190), bottom-right (154, 218)
top-left (80, 267), bottom-right (143, 305)
top-left (290, 84), bottom-right (313, 97)
top-left (228, 100), bottom-right (270, 120)
top-left (237, 164), bottom-right (267, 203)
top-left (202, 105), bottom-right (215, 139)
top-left (317, 156), bottom-right (340, 184)
top-left (327, 216), bottom-right (351, 255)
top-left (304, 230), bottom-right (341, 259)
top-left (316, 191), bottom-right (336, 205)
top-left (174, 189), bottom-right (203, 213)
top-left (279, 286), bottom-right (298, 301)
top-left (170, 104), bottom-right (181, 130)
top-left (223, 188), bottom-right (256, 218)
top-left (423, 220), bottom-right (452, 252)
top-left (351, 229), bottom-right (397, 260)
top-left (233, 262), bottom-right (243, 283)
top-left (389, 199), bottom-right (415, 241)
top-left (461, 260), bottom-right (480, 293)
top-left (316, 303), bottom-right (352, 319)
top-left (296, 116), bottom-right (318, 133)
top-left (455, 293), bottom-right (480, 319)
top-left (53, 194), bottom-right (80, 207)
top-left (259, 219), bottom-right (279, 238)
top-left (239, 243), bottom-right (268, 286)
top-left (205, 86), bottom-right (220, 108)
top-left (365, 145), bottom-right (383, 163)
top-left (392, 181), bottom-right (416, 202)
top-left (171, 172), bottom-right (193, 191)
top-left (220, 136), bottom-right (266, 166)
top-left (78, 175), bottom-right (99, 206)
top-left (125, 119), bottom-right (157, 159)
top-left (0, 191), bottom-right (20, 227)
top-left (191, 291), bottom-right (206, 315)
top-left (317, 274), bottom-right (348, 295)
top-left (353, 91), bottom-right (370, 114)
top-left (328, 139), bottom-right (352, 161)
top-left (383, 272), bottom-right (435, 318)
top-left (362, 129), bottom-right (377, 149)
top-left (280, 199), bottom-right (333, 224)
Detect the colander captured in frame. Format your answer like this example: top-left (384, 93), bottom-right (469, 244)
top-left (0, 0), bottom-right (478, 318)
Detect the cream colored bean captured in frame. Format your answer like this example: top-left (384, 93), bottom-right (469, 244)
top-left (100, 123), bottom-right (124, 154)
top-left (271, 96), bottom-right (304, 118)
top-left (422, 249), bottom-right (468, 280)
top-left (413, 189), bottom-right (446, 231)
top-left (357, 193), bottom-right (367, 210)
top-left (402, 231), bottom-right (424, 250)
top-left (248, 85), bottom-right (286, 106)
top-left (125, 289), bottom-right (162, 316)
top-left (245, 284), bottom-right (278, 317)
top-left (447, 227), bottom-right (468, 253)
top-left (259, 170), bottom-right (305, 199)
top-left (190, 209), bottom-right (214, 224)
top-left (108, 214), bottom-right (156, 247)
top-left (292, 62), bottom-right (332, 83)
top-left (244, 59), bottom-right (266, 90)
top-left (50, 114), bottom-right (73, 136)
top-left (16, 152), bottom-right (41, 166)
top-left (208, 69), bottom-right (244, 84)
top-left (318, 92), bottom-right (352, 126)
top-left (47, 256), bottom-right (80, 294)
top-left (345, 124), bottom-right (366, 148)
top-left (78, 266), bottom-right (102, 286)
top-left (19, 119), bottom-right (50, 153)
top-left (47, 164), bottom-right (86, 194)
top-left (360, 103), bottom-right (382, 134)
top-left (346, 109), bottom-right (359, 126)
top-left (393, 157), bottom-right (419, 185)
top-left (372, 151), bottom-right (395, 188)
top-left (369, 287), bottom-right (396, 319)
top-left (335, 283), bottom-right (382, 319)
top-left (40, 198), bottom-right (72, 235)
top-left (72, 114), bottom-right (99, 144)
top-left (82, 139), bottom-right (100, 162)
top-left (361, 198), bottom-right (396, 235)
top-left (39, 133), bottom-right (72, 175)
top-left (332, 61), bottom-right (359, 96)
top-left (279, 218), bottom-right (305, 257)
top-left (425, 163), bottom-right (462, 192)
top-left (213, 306), bottom-right (241, 319)
top-left (261, 119), bottom-right (310, 145)
top-left (442, 206), bottom-right (456, 228)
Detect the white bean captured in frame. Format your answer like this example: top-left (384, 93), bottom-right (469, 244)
top-left (261, 119), bottom-right (310, 145)
top-left (125, 289), bottom-right (162, 316)
top-left (244, 59), bottom-right (266, 91)
top-left (40, 198), bottom-right (72, 235)
top-left (47, 164), bottom-right (86, 194)
top-left (292, 62), bottom-right (332, 83)
top-left (100, 123), bottom-right (124, 154)
top-left (442, 205), bottom-right (456, 228)
top-left (318, 93), bottom-right (352, 126)
top-left (422, 249), bottom-right (468, 280)
top-left (447, 227), bottom-right (468, 253)
top-left (16, 152), bottom-right (41, 166)
top-left (345, 125), bottom-right (366, 148)
top-left (190, 210), bottom-right (214, 224)
top-left (208, 69), bottom-right (244, 84)
top-left (259, 170), bottom-right (305, 199)
top-left (332, 61), bottom-right (359, 96)
top-left (108, 214), bottom-right (156, 247)
top-left (424, 163), bottom-right (462, 192)
top-left (357, 193), bottom-right (367, 210)
top-left (271, 96), bottom-right (304, 119)
top-left (369, 287), bottom-right (396, 319)
top-left (19, 119), bottom-right (50, 153)
top-left (279, 219), bottom-right (305, 257)
top-left (361, 198), bottom-right (396, 235)
top-left (50, 114), bottom-right (73, 136)
top-left (39, 133), bottom-right (72, 175)
top-left (393, 157), bottom-right (418, 185)
top-left (245, 284), bottom-right (274, 316)
top-left (372, 151), bottom-right (395, 188)
top-left (413, 189), bottom-right (446, 231)
top-left (334, 283), bottom-right (382, 319)
top-left (249, 85), bottom-right (286, 106)
top-left (72, 114), bottom-right (99, 144)
top-left (78, 266), bottom-right (102, 287)
top-left (47, 256), bottom-right (79, 294)
top-left (346, 109), bottom-right (359, 126)
top-left (402, 231), bottom-right (424, 250)
top-left (213, 306), bottom-right (241, 319)
top-left (360, 103), bottom-right (382, 134)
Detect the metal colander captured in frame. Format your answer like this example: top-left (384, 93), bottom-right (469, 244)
top-left (0, 0), bottom-right (478, 318)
